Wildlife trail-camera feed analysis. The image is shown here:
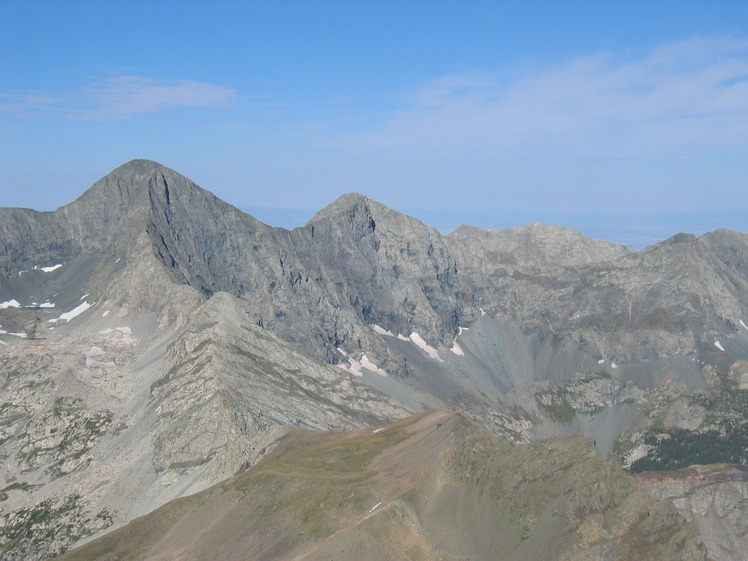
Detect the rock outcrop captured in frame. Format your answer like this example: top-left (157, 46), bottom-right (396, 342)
top-left (1, 159), bottom-right (746, 559)
top-left (634, 465), bottom-right (748, 561)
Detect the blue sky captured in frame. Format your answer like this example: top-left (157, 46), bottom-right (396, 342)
top-left (1, 1), bottom-right (747, 247)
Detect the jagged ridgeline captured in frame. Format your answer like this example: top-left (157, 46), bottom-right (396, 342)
top-left (0, 160), bottom-right (747, 560)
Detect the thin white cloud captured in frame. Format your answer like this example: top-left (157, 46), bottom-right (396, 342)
top-left (345, 35), bottom-right (748, 158)
top-left (0, 75), bottom-right (237, 120)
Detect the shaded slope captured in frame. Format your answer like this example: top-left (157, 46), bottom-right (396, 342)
top-left (57, 411), bottom-right (706, 561)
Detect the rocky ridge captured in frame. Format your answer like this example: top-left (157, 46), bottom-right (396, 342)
top-left (0, 159), bottom-right (747, 559)
top-left (57, 410), bottom-right (707, 561)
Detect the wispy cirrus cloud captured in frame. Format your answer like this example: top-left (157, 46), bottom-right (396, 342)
top-left (0, 75), bottom-right (237, 120)
top-left (346, 35), bottom-right (748, 158)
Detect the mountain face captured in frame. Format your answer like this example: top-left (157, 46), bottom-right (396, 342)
top-left (633, 465), bottom-right (748, 561)
top-left (56, 411), bottom-right (706, 561)
top-left (0, 160), bottom-right (747, 560)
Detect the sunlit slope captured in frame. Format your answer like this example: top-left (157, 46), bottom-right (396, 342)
top-left (57, 410), bottom-right (705, 561)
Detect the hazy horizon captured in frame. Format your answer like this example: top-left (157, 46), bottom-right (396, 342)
top-left (2, 2), bottom-right (747, 236)
top-left (244, 204), bottom-right (747, 250)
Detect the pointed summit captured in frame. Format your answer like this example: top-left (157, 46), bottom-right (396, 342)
top-left (306, 192), bottom-right (378, 225)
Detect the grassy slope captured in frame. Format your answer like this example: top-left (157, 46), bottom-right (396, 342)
top-left (56, 410), bottom-right (706, 561)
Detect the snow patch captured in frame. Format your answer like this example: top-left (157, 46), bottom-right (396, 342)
top-left (450, 341), bottom-right (464, 356)
top-left (102, 310), bottom-right (110, 317)
top-left (598, 359), bottom-right (605, 364)
top-left (0, 327), bottom-right (6, 334)
top-left (0, 299), bottom-right (21, 309)
top-left (9, 332), bottom-right (27, 338)
top-left (397, 334), bottom-right (409, 341)
top-left (361, 354), bottom-right (388, 376)
top-left (39, 301), bottom-right (55, 308)
top-left (339, 358), bottom-right (362, 376)
top-left (458, 327), bottom-right (469, 335)
top-left (0, 340), bottom-right (6, 345)
top-left (715, 340), bottom-right (726, 352)
top-left (366, 501), bottom-right (382, 515)
top-left (479, 307), bottom-right (486, 316)
top-left (741, 319), bottom-right (748, 331)
top-left (372, 428), bottom-right (385, 434)
top-left (610, 362), bottom-right (618, 369)
top-left (409, 332), bottom-right (444, 362)
top-left (370, 324), bottom-right (395, 337)
top-left (80, 293), bottom-right (89, 301)
top-left (339, 353), bottom-right (388, 377)
top-left (40, 264), bottom-right (62, 272)
top-left (48, 301), bottom-right (93, 323)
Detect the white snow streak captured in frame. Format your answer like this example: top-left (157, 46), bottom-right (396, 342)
top-left (450, 327), bottom-right (469, 356)
top-left (409, 332), bottom-right (444, 362)
top-left (741, 319), bottom-right (748, 331)
top-left (48, 301), bottom-right (93, 323)
top-left (39, 301), bottom-right (55, 308)
top-left (339, 353), bottom-right (388, 377)
top-left (366, 502), bottom-right (382, 515)
top-left (0, 299), bottom-right (21, 309)
top-left (370, 324), bottom-right (395, 337)
top-left (102, 310), bottom-right (110, 317)
top-left (9, 332), bottom-right (27, 338)
top-left (372, 428), bottom-right (385, 434)
top-left (361, 354), bottom-right (388, 376)
top-left (339, 357), bottom-right (362, 377)
top-left (715, 340), bottom-right (726, 352)
top-left (40, 264), bottom-right (62, 272)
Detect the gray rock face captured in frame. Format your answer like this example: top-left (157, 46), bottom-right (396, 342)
top-left (634, 466), bottom-right (748, 561)
top-left (1, 159), bottom-right (747, 559)
top-left (151, 292), bottom-right (410, 482)
top-left (450, 222), bottom-right (632, 268)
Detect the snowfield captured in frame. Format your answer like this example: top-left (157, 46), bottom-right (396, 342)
top-left (48, 301), bottom-right (94, 323)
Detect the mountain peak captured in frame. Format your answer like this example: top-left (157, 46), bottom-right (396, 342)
top-left (306, 192), bottom-right (375, 224)
top-left (450, 221), bottom-right (631, 267)
top-left (110, 158), bottom-right (166, 175)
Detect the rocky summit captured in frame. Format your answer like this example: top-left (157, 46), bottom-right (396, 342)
top-left (0, 160), bottom-right (747, 560)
